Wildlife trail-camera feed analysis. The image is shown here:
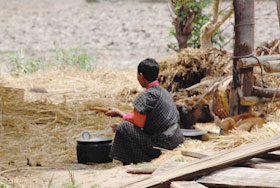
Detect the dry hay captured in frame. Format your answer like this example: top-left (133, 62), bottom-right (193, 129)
top-left (158, 48), bottom-right (232, 93)
top-left (0, 67), bottom-right (142, 104)
top-left (252, 70), bottom-right (280, 117)
top-left (0, 63), bottom-right (280, 177)
top-left (256, 38), bottom-right (280, 56)
top-left (0, 67), bottom-right (141, 171)
top-left (212, 121), bottom-right (280, 150)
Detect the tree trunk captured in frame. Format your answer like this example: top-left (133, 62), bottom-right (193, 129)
top-left (277, 0), bottom-right (280, 28)
top-left (229, 0), bottom-right (255, 116)
top-left (200, 0), bottom-right (234, 48)
top-left (174, 10), bottom-right (194, 49)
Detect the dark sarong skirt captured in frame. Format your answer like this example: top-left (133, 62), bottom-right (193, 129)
top-left (109, 121), bottom-right (161, 164)
top-left (109, 121), bottom-right (184, 164)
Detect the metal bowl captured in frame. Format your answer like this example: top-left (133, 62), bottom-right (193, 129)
top-left (181, 129), bottom-right (208, 137)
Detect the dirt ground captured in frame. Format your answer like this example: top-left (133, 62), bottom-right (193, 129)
top-left (0, 0), bottom-right (279, 71)
top-left (0, 0), bottom-right (280, 188)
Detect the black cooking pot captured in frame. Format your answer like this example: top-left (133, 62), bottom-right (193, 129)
top-left (77, 136), bottom-right (113, 164)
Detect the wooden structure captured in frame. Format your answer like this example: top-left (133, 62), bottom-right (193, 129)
top-left (230, 1), bottom-right (280, 115)
top-left (120, 135), bottom-right (280, 188)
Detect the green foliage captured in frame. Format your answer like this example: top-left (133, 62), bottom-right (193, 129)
top-left (61, 181), bottom-right (79, 188)
top-left (54, 42), bottom-right (95, 72)
top-left (5, 43), bottom-right (96, 74)
top-left (5, 52), bottom-right (45, 74)
top-left (170, 0), bottom-right (224, 48)
top-left (0, 182), bottom-right (10, 188)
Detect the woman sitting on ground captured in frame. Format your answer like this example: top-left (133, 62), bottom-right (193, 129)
top-left (105, 58), bottom-right (185, 165)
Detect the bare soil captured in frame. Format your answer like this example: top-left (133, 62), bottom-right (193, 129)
top-left (0, 0), bottom-right (279, 70)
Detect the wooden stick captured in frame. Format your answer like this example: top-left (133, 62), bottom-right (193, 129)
top-left (185, 79), bottom-right (214, 91)
top-left (0, 166), bottom-right (63, 175)
top-left (240, 96), bottom-right (280, 106)
top-left (253, 86), bottom-right (280, 99)
top-left (89, 107), bottom-right (109, 113)
top-left (126, 168), bottom-right (156, 174)
top-left (181, 151), bottom-right (208, 159)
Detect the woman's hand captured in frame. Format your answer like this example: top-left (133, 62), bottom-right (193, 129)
top-left (105, 107), bottom-right (125, 118)
top-left (111, 123), bottom-right (119, 133)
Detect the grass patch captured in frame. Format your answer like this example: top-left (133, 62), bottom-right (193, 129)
top-left (54, 43), bottom-right (95, 72)
top-left (5, 50), bottom-right (45, 74)
top-left (5, 42), bottom-right (96, 74)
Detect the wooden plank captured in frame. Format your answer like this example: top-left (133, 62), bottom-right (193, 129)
top-left (153, 162), bottom-right (186, 175)
top-left (170, 181), bottom-right (208, 188)
top-left (181, 151), bottom-right (208, 159)
top-left (197, 167), bottom-right (280, 188)
top-left (120, 135), bottom-right (280, 188)
top-left (242, 158), bottom-right (280, 170)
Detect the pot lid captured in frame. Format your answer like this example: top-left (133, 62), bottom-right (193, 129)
top-left (77, 130), bottom-right (112, 142)
top-left (181, 129), bottom-right (208, 137)
top-left (77, 137), bottom-right (112, 143)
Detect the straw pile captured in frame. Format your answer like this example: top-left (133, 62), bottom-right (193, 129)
top-left (158, 48), bottom-right (232, 93)
top-left (0, 67), bottom-right (142, 170)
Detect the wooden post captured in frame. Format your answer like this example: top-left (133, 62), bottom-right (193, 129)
top-left (229, 0), bottom-right (255, 116)
top-left (277, 0), bottom-right (280, 28)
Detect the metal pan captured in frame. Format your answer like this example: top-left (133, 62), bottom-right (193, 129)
top-left (181, 129), bottom-right (208, 137)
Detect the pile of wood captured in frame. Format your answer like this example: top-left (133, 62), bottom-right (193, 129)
top-left (123, 134), bottom-right (280, 188)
